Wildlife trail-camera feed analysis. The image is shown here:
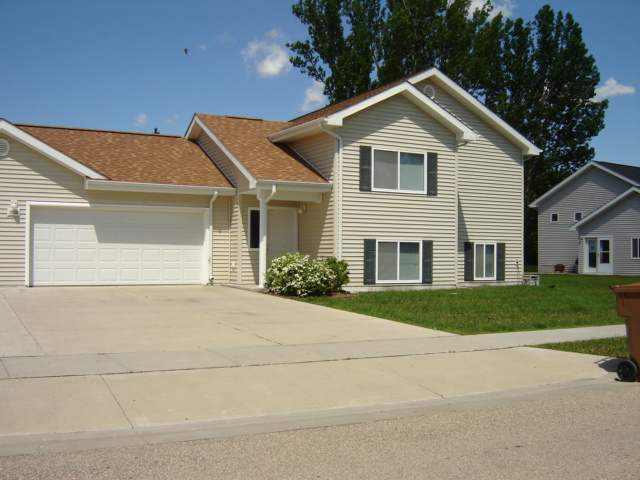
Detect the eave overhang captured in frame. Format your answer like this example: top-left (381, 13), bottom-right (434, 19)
top-left (0, 118), bottom-right (107, 180)
top-left (85, 179), bottom-right (236, 196)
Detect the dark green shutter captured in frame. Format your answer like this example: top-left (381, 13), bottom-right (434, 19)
top-left (364, 239), bottom-right (376, 284)
top-left (360, 146), bottom-right (372, 192)
top-left (427, 152), bottom-right (437, 196)
top-left (497, 243), bottom-right (506, 281)
top-left (464, 242), bottom-right (474, 281)
top-left (422, 240), bottom-right (433, 284)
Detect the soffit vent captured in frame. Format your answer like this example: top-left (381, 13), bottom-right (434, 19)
top-left (0, 138), bottom-right (9, 157)
top-left (422, 84), bottom-right (436, 99)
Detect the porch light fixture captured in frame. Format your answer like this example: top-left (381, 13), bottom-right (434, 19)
top-left (298, 204), bottom-right (306, 214)
top-left (7, 199), bottom-right (18, 217)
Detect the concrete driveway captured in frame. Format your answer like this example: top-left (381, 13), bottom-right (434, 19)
top-left (0, 286), bottom-right (624, 456)
top-left (0, 285), bottom-right (448, 357)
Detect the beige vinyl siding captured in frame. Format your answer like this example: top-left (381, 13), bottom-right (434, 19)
top-left (337, 95), bottom-right (458, 286)
top-left (421, 82), bottom-right (525, 284)
top-left (577, 194), bottom-right (640, 276)
top-left (537, 167), bottom-right (632, 272)
top-left (211, 196), bottom-right (232, 283)
top-left (0, 137), bottom-right (219, 285)
top-left (290, 133), bottom-right (335, 259)
top-left (197, 131), bottom-right (248, 191)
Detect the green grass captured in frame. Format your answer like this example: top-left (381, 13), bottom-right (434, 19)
top-left (537, 337), bottom-right (628, 358)
top-left (300, 274), bottom-right (639, 335)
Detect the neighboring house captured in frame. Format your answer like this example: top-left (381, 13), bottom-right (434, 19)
top-left (530, 161), bottom-right (640, 275)
top-left (0, 68), bottom-right (539, 289)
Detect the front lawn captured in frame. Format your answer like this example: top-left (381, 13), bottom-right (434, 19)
top-left (300, 274), bottom-right (639, 335)
top-left (537, 337), bottom-right (628, 358)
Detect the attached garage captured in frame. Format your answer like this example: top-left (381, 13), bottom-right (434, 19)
top-left (29, 205), bottom-right (207, 286)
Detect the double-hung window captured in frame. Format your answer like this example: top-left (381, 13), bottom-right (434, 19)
top-left (474, 243), bottom-right (497, 280)
top-left (373, 149), bottom-right (425, 193)
top-left (632, 238), bottom-right (640, 259)
top-left (377, 240), bottom-right (422, 283)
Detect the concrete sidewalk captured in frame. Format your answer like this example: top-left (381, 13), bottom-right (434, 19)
top-left (0, 323), bottom-right (626, 456)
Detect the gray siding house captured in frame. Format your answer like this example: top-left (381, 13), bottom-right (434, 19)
top-left (530, 161), bottom-right (640, 275)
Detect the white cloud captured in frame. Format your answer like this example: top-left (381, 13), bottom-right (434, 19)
top-left (241, 29), bottom-right (292, 78)
top-left (299, 80), bottom-right (326, 112)
top-left (134, 113), bottom-right (148, 127)
top-left (467, 0), bottom-right (516, 19)
top-left (198, 45), bottom-right (207, 51)
top-left (216, 32), bottom-right (234, 44)
top-left (166, 114), bottom-right (180, 125)
top-left (593, 77), bottom-right (636, 101)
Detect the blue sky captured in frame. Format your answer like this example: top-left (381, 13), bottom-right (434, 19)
top-left (2, 0), bottom-right (638, 166)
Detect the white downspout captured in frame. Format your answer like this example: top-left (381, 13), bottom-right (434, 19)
top-left (209, 191), bottom-right (219, 284)
top-left (454, 142), bottom-right (460, 287)
top-left (320, 122), bottom-right (343, 259)
top-left (258, 184), bottom-right (277, 287)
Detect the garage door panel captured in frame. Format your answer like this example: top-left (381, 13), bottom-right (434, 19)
top-left (31, 208), bottom-right (205, 286)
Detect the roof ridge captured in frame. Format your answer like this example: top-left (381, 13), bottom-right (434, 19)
top-left (15, 123), bottom-right (181, 138)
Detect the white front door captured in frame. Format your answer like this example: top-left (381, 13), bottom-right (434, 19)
top-left (584, 237), bottom-right (613, 274)
top-left (267, 208), bottom-right (297, 264)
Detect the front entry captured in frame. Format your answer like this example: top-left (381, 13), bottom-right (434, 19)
top-left (266, 208), bottom-right (297, 264)
top-left (584, 237), bottom-right (613, 274)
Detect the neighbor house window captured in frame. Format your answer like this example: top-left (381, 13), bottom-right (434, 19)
top-left (474, 243), bottom-right (497, 280)
top-left (550, 213), bottom-right (559, 222)
top-left (574, 212), bottom-right (582, 221)
top-left (373, 149), bottom-right (425, 193)
top-left (249, 209), bottom-right (260, 250)
top-left (632, 238), bottom-right (640, 259)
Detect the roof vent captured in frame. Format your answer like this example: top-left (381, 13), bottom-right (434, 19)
top-left (422, 84), bottom-right (436, 99)
top-left (0, 138), bottom-right (9, 157)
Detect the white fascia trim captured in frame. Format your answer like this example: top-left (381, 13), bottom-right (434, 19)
top-left (569, 187), bottom-right (640, 231)
top-left (186, 115), bottom-right (256, 186)
top-left (85, 179), bottom-right (236, 196)
top-left (253, 180), bottom-right (332, 193)
top-left (324, 83), bottom-right (476, 143)
top-left (529, 161), bottom-right (598, 208)
top-left (268, 118), bottom-right (326, 143)
top-left (0, 119), bottom-right (107, 179)
top-left (408, 69), bottom-right (541, 157)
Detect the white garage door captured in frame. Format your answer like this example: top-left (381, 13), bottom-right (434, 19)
top-left (31, 207), bottom-right (206, 286)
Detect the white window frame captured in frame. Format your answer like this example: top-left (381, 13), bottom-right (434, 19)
top-left (376, 240), bottom-right (422, 284)
top-left (632, 237), bottom-right (640, 259)
top-left (550, 213), bottom-right (559, 223)
top-left (474, 243), bottom-right (497, 281)
top-left (372, 148), bottom-right (427, 194)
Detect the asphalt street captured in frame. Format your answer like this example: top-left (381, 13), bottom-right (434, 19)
top-left (1, 382), bottom-right (638, 480)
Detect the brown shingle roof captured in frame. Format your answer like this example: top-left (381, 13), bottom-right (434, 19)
top-left (196, 114), bottom-right (328, 184)
top-left (17, 124), bottom-right (233, 188)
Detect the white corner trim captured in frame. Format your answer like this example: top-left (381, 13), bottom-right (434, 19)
top-left (84, 179), bottom-right (236, 195)
top-left (569, 186), bottom-right (640, 231)
top-left (0, 119), bottom-right (107, 179)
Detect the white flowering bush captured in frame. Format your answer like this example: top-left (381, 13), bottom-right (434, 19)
top-left (264, 253), bottom-right (349, 297)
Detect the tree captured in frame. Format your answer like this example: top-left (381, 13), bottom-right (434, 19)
top-left (483, 6), bottom-right (607, 262)
top-left (289, 2), bottom-right (607, 264)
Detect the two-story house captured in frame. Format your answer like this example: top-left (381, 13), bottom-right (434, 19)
top-left (0, 68), bottom-right (539, 289)
top-left (530, 161), bottom-right (640, 275)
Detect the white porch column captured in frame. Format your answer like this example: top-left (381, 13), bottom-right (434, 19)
top-left (258, 185), bottom-right (277, 287)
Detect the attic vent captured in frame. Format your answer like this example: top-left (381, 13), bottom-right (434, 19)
top-left (0, 138), bottom-right (9, 157)
top-left (422, 84), bottom-right (436, 99)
